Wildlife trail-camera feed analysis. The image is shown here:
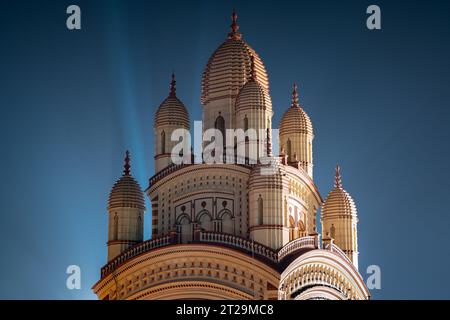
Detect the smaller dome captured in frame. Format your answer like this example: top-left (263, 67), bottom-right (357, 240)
top-left (279, 84), bottom-right (313, 136)
top-left (108, 151), bottom-right (146, 210)
top-left (322, 166), bottom-right (357, 218)
top-left (155, 73), bottom-right (190, 128)
top-left (249, 158), bottom-right (284, 189)
top-left (235, 62), bottom-right (272, 113)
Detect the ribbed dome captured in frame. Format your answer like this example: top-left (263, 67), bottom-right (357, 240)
top-left (155, 74), bottom-right (190, 128)
top-left (235, 78), bottom-right (272, 113)
top-left (201, 11), bottom-right (269, 105)
top-left (248, 159), bottom-right (284, 189)
top-left (322, 166), bottom-right (357, 218)
top-left (279, 84), bottom-right (313, 136)
top-left (108, 151), bottom-right (146, 210)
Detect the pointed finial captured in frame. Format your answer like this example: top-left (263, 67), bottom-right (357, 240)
top-left (335, 164), bottom-right (342, 188)
top-left (169, 72), bottom-right (176, 96)
top-left (228, 9), bottom-right (242, 39)
top-left (123, 150), bottom-right (131, 176)
top-left (291, 83), bottom-right (299, 107)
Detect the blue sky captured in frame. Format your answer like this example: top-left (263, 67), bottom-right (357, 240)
top-left (1, 0), bottom-right (450, 299)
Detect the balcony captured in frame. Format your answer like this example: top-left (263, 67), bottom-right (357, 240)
top-left (101, 232), bottom-right (321, 278)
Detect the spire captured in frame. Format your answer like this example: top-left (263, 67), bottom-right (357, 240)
top-left (169, 72), bottom-right (176, 96)
top-left (334, 164), bottom-right (342, 189)
top-left (291, 83), bottom-right (300, 107)
top-left (228, 9), bottom-right (242, 40)
top-left (123, 150), bottom-right (131, 176)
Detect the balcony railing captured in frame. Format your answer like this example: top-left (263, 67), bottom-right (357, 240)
top-left (101, 235), bottom-right (172, 277)
top-left (322, 242), bottom-right (354, 265)
top-left (100, 232), bottom-right (334, 278)
top-left (198, 231), bottom-right (278, 263)
top-left (277, 236), bottom-right (317, 261)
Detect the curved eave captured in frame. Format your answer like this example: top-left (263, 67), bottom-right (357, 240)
top-left (284, 164), bottom-right (323, 204)
top-left (92, 243), bottom-right (280, 294)
top-left (146, 163), bottom-right (252, 194)
top-left (281, 249), bottom-right (370, 300)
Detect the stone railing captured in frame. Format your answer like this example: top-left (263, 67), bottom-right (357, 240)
top-left (277, 235), bottom-right (318, 261)
top-left (101, 234), bottom-right (173, 277)
top-left (198, 231), bottom-right (278, 263)
top-left (101, 232), bottom-right (327, 278)
top-left (322, 242), bottom-right (354, 265)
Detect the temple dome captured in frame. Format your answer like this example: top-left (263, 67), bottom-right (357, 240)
top-left (108, 151), bottom-right (146, 210)
top-left (248, 158), bottom-right (284, 189)
top-left (201, 10), bottom-right (269, 105)
top-left (279, 84), bottom-right (313, 136)
top-left (155, 74), bottom-right (190, 128)
top-left (235, 77), bottom-right (272, 113)
top-left (322, 166), bottom-right (357, 218)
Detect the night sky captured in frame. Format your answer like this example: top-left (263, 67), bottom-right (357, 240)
top-left (1, 0), bottom-right (450, 299)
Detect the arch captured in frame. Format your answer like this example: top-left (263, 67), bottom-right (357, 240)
top-left (218, 209), bottom-right (234, 234)
top-left (196, 210), bottom-right (213, 231)
top-left (161, 130), bottom-right (166, 154)
top-left (298, 220), bottom-right (306, 238)
top-left (176, 214), bottom-right (191, 243)
top-left (215, 115), bottom-right (226, 143)
top-left (286, 139), bottom-right (292, 161)
top-left (289, 215), bottom-right (295, 241)
top-left (215, 115), bottom-right (226, 161)
top-left (113, 213), bottom-right (119, 240)
top-left (258, 195), bottom-right (263, 225)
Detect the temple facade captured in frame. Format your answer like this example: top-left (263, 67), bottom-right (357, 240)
top-left (92, 11), bottom-right (369, 300)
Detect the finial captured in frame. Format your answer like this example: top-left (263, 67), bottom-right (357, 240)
top-left (123, 150), bottom-right (131, 176)
top-left (291, 83), bottom-right (299, 107)
top-left (228, 9), bottom-right (242, 39)
top-left (169, 72), bottom-right (176, 96)
top-left (335, 164), bottom-right (342, 188)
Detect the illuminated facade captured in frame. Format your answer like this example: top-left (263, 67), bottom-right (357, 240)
top-left (92, 11), bottom-right (369, 300)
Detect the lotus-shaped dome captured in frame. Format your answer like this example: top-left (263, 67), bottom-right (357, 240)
top-left (279, 84), bottom-right (313, 136)
top-left (235, 77), bottom-right (272, 113)
top-left (108, 151), bottom-right (146, 210)
top-left (322, 166), bottom-right (357, 218)
top-left (201, 10), bottom-right (269, 105)
top-left (155, 73), bottom-right (190, 129)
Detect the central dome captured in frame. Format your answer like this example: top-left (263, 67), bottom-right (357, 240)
top-left (201, 10), bottom-right (269, 105)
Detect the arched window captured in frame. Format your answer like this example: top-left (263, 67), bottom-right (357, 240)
top-left (161, 130), bottom-right (166, 154)
top-left (138, 214), bottom-right (143, 239)
top-left (330, 224), bottom-right (336, 239)
top-left (289, 215), bottom-right (295, 241)
top-left (244, 116), bottom-right (249, 132)
top-left (298, 220), bottom-right (306, 238)
top-left (258, 195), bottom-right (263, 225)
top-left (287, 138), bottom-right (292, 161)
top-left (197, 210), bottom-right (212, 231)
top-left (215, 115), bottom-right (225, 136)
top-left (220, 211), bottom-right (234, 235)
top-left (177, 215), bottom-right (191, 243)
top-left (113, 213), bottom-right (119, 241)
